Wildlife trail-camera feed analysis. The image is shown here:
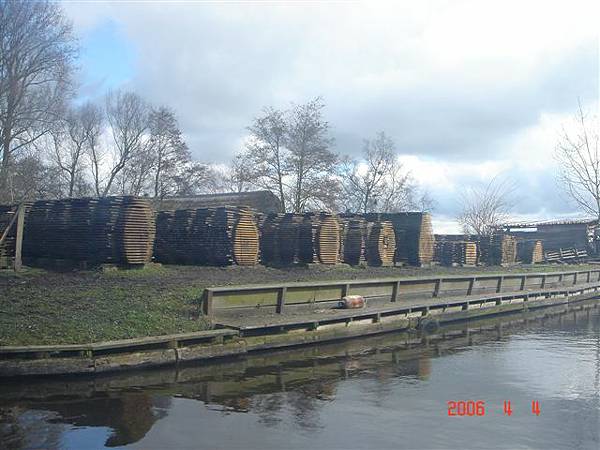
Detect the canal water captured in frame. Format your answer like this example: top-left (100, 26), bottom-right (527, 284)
top-left (1, 301), bottom-right (599, 450)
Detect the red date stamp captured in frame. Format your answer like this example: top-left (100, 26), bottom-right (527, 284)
top-left (447, 400), bottom-right (541, 416)
top-left (447, 400), bottom-right (486, 416)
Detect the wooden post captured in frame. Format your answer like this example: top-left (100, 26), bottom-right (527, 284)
top-left (573, 272), bottom-right (578, 285)
top-left (391, 281), bottom-right (400, 302)
top-left (540, 275), bottom-right (546, 289)
top-left (276, 286), bottom-right (287, 314)
top-left (341, 283), bottom-right (350, 298)
top-left (202, 290), bottom-right (214, 320)
top-left (520, 275), bottom-right (526, 291)
top-left (496, 276), bottom-right (503, 293)
top-left (433, 279), bottom-right (442, 298)
top-left (467, 278), bottom-right (475, 296)
top-left (586, 271), bottom-right (591, 283)
top-left (14, 204), bottom-right (25, 272)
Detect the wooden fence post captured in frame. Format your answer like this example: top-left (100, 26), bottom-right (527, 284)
top-left (14, 204), bottom-right (25, 272)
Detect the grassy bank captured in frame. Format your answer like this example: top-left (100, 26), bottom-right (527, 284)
top-left (0, 263), bottom-right (595, 346)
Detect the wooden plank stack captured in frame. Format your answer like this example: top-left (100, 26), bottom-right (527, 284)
top-left (517, 239), bottom-right (544, 264)
top-left (339, 216), bottom-right (368, 265)
top-left (22, 196), bottom-right (155, 266)
top-left (480, 234), bottom-right (517, 265)
top-left (298, 213), bottom-right (340, 265)
top-left (154, 206), bottom-right (260, 266)
top-left (366, 212), bottom-right (434, 266)
top-left (258, 213), bottom-right (282, 265)
top-left (366, 220), bottom-right (396, 266)
top-left (277, 213), bottom-right (303, 265)
top-left (438, 241), bottom-right (478, 266)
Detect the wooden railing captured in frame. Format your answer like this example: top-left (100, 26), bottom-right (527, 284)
top-left (202, 269), bottom-right (600, 319)
top-left (0, 204), bottom-right (25, 271)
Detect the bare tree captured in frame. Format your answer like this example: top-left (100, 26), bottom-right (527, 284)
top-left (103, 90), bottom-right (150, 196)
top-left (457, 176), bottom-right (515, 236)
top-left (339, 131), bottom-right (413, 213)
top-left (49, 105), bottom-right (95, 197)
top-left (555, 101), bottom-right (600, 221)
top-left (79, 102), bottom-right (105, 197)
top-left (148, 106), bottom-right (190, 199)
top-left (244, 107), bottom-right (289, 210)
top-left (0, 0), bottom-right (77, 201)
top-left (286, 97), bottom-right (337, 212)
top-left (214, 153), bottom-right (254, 193)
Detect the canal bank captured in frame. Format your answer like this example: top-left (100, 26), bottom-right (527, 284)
top-left (2, 268), bottom-right (600, 377)
top-left (1, 299), bottom-right (599, 450)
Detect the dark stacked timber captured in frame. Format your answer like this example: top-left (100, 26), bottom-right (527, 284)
top-left (22, 196), bottom-right (155, 266)
top-left (277, 213), bottom-right (303, 265)
top-left (0, 206), bottom-right (17, 268)
top-left (544, 247), bottom-right (588, 263)
top-left (480, 234), bottom-right (517, 265)
top-left (339, 216), bottom-right (368, 265)
top-left (298, 213), bottom-right (340, 265)
top-left (366, 212), bottom-right (435, 266)
top-left (517, 239), bottom-right (544, 264)
top-left (366, 221), bottom-right (396, 266)
top-left (154, 206), bottom-right (260, 266)
top-left (438, 241), bottom-right (478, 266)
top-left (258, 213), bottom-right (282, 265)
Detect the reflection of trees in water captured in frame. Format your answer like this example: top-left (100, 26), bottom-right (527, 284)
top-left (1, 393), bottom-right (171, 448)
top-left (1, 407), bottom-right (63, 450)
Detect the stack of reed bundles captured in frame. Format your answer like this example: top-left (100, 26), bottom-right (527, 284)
top-left (0, 205), bottom-right (17, 268)
top-left (517, 239), bottom-right (544, 264)
top-left (365, 212), bottom-right (434, 266)
top-left (154, 206), bottom-right (260, 266)
top-left (366, 220), bottom-right (396, 266)
top-left (298, 213), bottom-right (340, 265)
top-left (339, 216), bottom-right (368, 265)
top-left (22, 196), bottom-right (155, 266)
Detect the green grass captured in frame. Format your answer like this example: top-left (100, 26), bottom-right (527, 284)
top-left (0, 262), bottom-right (596, 346)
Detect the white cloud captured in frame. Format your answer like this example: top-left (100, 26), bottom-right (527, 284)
top-left (62, 0), bottom-right (599, 220)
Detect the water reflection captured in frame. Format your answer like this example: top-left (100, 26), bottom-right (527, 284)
top-left (1, 300), bottom-right (598, 449)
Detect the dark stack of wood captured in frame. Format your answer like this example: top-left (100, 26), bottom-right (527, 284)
top-left (366, 212), bottom-right (435, 266)
top-left (480, 234), bottom-right (517, 265)
top-left (258, 213), bottom-right (282, 265)
top-left (517, 239), bottom-right (544, 264)
top-left (441, 241), bottom-right (478, 266)
top-left (277, 213), bottom-right (303, 265)
top-left (366, 221), bottom-right (396, 266)
top-left (339, 216), bottom-right (368, 265)
top-left (154, 206), bottom-right (260, 266)
top-left (298, 213), bottom-right (340, 265)
top-left (154, 211), bottom-right (176, 264)
top-left (0, 206), bottom-right (16, 268)
top-left (22, 196), bottom-right (155, 266)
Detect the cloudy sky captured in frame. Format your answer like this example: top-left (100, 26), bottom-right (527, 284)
top-left (62, 0), bottom-right (599, 232)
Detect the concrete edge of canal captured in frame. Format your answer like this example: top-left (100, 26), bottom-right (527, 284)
top-left (2, 269), bottom-right (600, 378)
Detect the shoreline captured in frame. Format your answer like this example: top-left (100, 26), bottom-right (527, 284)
top-left (2, 267), bottom-right (599, 378)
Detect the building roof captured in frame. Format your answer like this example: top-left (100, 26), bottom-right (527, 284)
top-left (501, 217), bottom-right (598, 229)
top-left (156, 190), bottom-right (282, 213)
